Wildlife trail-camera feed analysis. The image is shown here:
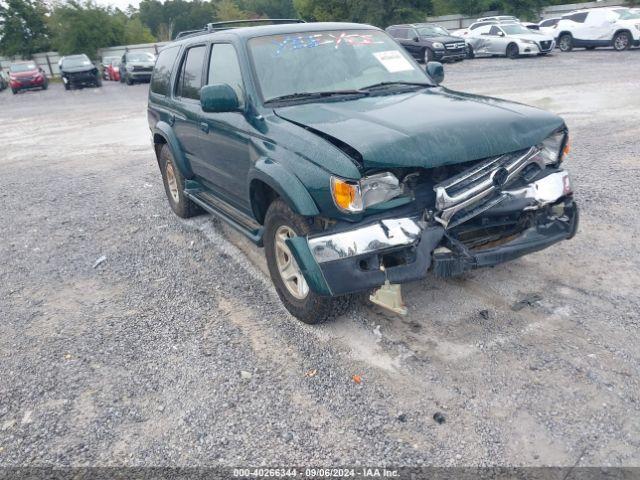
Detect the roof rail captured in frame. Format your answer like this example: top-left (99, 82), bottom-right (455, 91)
top-left (175, 18), bottom-right (306, 39)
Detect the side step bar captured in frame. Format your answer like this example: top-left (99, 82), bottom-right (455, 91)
top-left (184, 182), bottom-right (264, 246)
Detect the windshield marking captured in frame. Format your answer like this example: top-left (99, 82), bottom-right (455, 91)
top-left (274, 33), bottom-right (383, 56)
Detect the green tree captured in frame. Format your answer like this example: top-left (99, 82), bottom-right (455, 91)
top-left (239, 0), bottom-right (297, 18)
top-left (293, 0), bottom-right (432, 27)
top-left (139, 0), bottom-right (216, 39)
top-left (0, 0), bottom-right (50, 57)
top-left (216, 0), bottom-right (251, 20)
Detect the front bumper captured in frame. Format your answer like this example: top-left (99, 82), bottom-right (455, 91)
top-left (129, 71), bottom-right (152, 81)
top-left (289, 171), bottom-right (578, 297)
top-left (434, 49), bottom-right (467, 61)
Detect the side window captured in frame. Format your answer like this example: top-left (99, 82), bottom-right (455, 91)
top-left (409, 29), bottom-right (419, 40)
top-left (489, 26), bottom-right (501, 35)
top-left (207, 43), bottom-right (245, 108)
top-left (176, 45), bottom-right (206, 100)
top-left (568, 12), bottom-right (588, 23)
top-left (395, 28), bottom-right (409, 39)
top-left (150, 45), bottom-right (180, 96)
top-left (474, 25), bottom-right (492, 35)
top-left (387, 28), bottom-right (398, 37)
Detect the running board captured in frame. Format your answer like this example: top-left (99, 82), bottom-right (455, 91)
top-left (184, 184), bottom-right (264, 246)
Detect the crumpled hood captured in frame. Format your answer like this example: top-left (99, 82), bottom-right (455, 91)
top-left (275, 88), bottom-right (564, 171)
top-left (62, 65), bottom-right (96, 74)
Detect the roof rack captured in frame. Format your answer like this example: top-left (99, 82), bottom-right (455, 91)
top-left (175, 18), bottom-right (306, 39)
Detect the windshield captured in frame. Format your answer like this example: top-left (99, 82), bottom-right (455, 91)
top-left (63, 56), bottom-right (92, 68)
top-left (249, 30), bottom-right (429, 102)
top-left (501, 24), bottom-right (532, 35)
top-left (417, 25), bottom-right (450, 37)
top-left (127, 52), bottom-right (155, 62)
top-left (10, 63), bottom-right (37, 72)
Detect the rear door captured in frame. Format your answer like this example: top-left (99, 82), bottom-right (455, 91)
top-left (172, 44), bottom-right (208, 178)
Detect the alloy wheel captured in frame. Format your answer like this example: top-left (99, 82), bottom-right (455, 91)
top-left (614, 33), bottom-right (629, 51)
top-left (274, 225), bottom-right (309, 300)
top-left (165, 162), bottom-right (180, 203)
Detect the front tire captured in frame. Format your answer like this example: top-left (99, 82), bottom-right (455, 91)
top-left (264, 199), bottom-right (348, 324)
top-left (95, 76), bottom-right (102, 87)
top-left (613, 31), bottom-right (631, 51)
top-left (466, 44), bottom-right (475, 59)
top-left (158, 144), bottom-right (201, 218)
top-left (506, 43), bottom-right (519, 59)
top-left (424, 48), bottom-right (434, 63)
top-left (559, 34), bottom-right (573, 52)
top-left (126, 75), bottom-right (133, 85)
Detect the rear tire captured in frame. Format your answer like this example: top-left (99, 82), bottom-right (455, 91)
top-left (506, 43), bottom-right (519, 59)
top-left (158, 144), bottom-right (201, 219)
top-left (613, 31), bottom-right (631, 51)
top-left (559, 34), bottom-right (573, 52)
top-left (11, 88), bottom-right (17, 94)
top-left (95, 76), bottom-right (102, 87)
top-left (264, 199), bottom-right (349, 324)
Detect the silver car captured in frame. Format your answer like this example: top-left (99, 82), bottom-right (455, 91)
top-left (467, 23), bottom-right (555, 58)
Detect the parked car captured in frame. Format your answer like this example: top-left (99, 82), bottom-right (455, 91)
top-left (7, 61), bottom-right (48, 94)
top-left (0, 69), bottom-right (7, 91)
top-left (521, 22), bottom-right (540, 31)
top-left (386, 23), bottom-right (466, 62)
top-left (476, 15), bottom-right (519, 23)
top-left (451, 19), bottom-right (518, 37)
top-left (466, 23), bottom-right (555, 58)
top-left (537, 17), bottom-right (561, 36)
top-left (60, 54), bottom-right (102, 90)
top-left (103, 58), bottom-right (121, 81)
top-left (148, 20), bottom-right (578, 324)
top-left (555, 7), bottom-right (640, 51)
top-left (101, 56), bottom-right (120, 80)
top-left (120, 51), bottom-right (155, 85)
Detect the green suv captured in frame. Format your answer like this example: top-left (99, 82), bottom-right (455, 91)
top-left (148, 20), bottom-right (578, 324)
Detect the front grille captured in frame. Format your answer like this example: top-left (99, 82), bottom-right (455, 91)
top-left (133, 66), bottom-right (152, 72)
top-left (433, 147), bottom-right (545, 228)
top-left (445, 42), bottom-right (466, 50)
top-left (539, 40), bottom-right (552, 51)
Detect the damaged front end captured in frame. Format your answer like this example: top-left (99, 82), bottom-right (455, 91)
top-left (287, 145), bottom-right (579, 304)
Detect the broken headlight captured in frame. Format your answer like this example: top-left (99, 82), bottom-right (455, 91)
top-left (539, 130), bottom-right (570, 166)
top-left (331, 172), bottom-right (402, 213)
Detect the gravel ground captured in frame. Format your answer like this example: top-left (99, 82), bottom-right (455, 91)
top-left (1, 49), bottom-right (639, 469)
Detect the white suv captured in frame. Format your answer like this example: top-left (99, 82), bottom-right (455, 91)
top-left (556, 7), bottom-right (640, 51)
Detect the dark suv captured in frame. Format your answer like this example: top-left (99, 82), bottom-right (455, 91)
top-left (386, 23), bottom-right (467, 62)
top-left (148, 20), bottom-right (578, 324)
top-left (60, 54), bottom-right (102, 90)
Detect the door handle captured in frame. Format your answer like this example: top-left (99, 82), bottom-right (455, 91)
top-left (168, 113), bottom-right (175, 126)
top-left (199, 122), bottom-right (209, 133)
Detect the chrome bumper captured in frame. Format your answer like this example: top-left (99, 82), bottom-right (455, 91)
top-left (308, 171), bottom-right (572, 264)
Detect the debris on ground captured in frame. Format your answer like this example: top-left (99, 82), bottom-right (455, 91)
top-left (352, 375), bottom-right (362, 384)
top-left (305, 369), bottom-right (317, 378)
top-left (433, 412), bottom-right (446, 424)
top-left (479, 309), bottom-right (491, 320)
top-left (240, 371), bottom-right (253, 380)
top-left (511, 293), bottom-right (543, 311)
top-left (397, 413), bottom-right (407, 423)
top-left (92, 255), bottom-right (107, 269)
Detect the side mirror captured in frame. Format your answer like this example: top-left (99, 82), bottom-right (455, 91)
top-left (426, 61), bottom-right (444, 85)
top-left (498, 31), bottom-right (505, 37)
top-left (413, 36), bottom-right (420, 42)
top-left (200, 83), bottom-right (240, 113)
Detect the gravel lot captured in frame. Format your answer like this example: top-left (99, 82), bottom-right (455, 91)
top-left (1, 49), bottom-right (639, 469)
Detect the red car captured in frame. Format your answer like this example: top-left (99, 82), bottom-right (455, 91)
top-left (103, 57), bottom-right (121, 81)
top-left (9, 61), bottom-right (48, 94)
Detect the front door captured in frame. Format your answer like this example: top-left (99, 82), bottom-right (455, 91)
top-left (195, 43), bottom-right (253, 212)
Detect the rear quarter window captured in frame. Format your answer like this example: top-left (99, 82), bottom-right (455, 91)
top-left (150, 45), bottom-right (181, 96)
